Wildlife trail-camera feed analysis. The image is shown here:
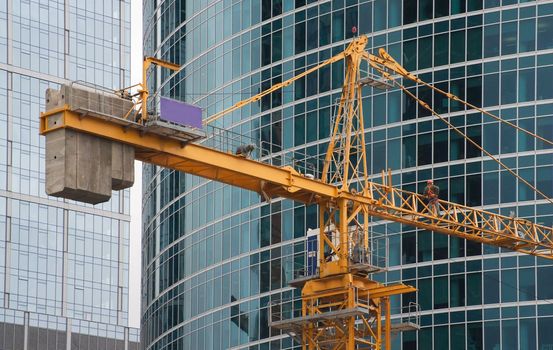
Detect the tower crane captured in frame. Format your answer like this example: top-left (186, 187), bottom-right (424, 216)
top-left (40, 35), bottom-right (553, 350)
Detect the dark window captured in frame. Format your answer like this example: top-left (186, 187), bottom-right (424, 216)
top-left (500, 122), bottom-right (516, 154)
top-left (434, 81), bottom-right (449, 113)
top-left (403, 40), bottom-right (417, 71)
top-left (451, 0), bottom-right (466, 14)
top-left (306, 111), bottom-right (317, 143)
top-left (433, 131), bottom-right (448, 163)
top-left (502, 320), bottom-right (518, 350)
top-left (434, 276), bottom-right (448, 308)
top-left (468, 0), bottom-right (483, 11)
top-left (539, 317), bottom-right (553, 350)
top-left (467, 323), bottom-right (483, 350)
top-left (272, 0), bottom-right (282, 16)
top-left (332, 10), bottom-right (344, 42)
top-left (484, 271), bottom-right (499, 303)
top-left (466, 126), bottom-right (482, 159)
top-left (251, 38), bottom-right (261, 70)
top-left (485, 321), bottom-right (500, 350)
top-left (294, 114), bottom-right (305, 146)
top-left (418, 37), bottom-right (432, 70)
top-left (403, 0), bottom-right (417, 24)
top-left (373, 141), bottom-right (386, 173)
top-left (538, 15), bottom-right (553, 50)
top-left (519, 18), bottom-right (536, 52)
top-left (451, 324), bottom-right (466, 350)
top-left (451, 30), bottom-right (466, 64)
top-left (501, 269), bottom-right (517, 302)
top-left (403, 330), bottom-right (416, 350)
top-left (481, 172), bottom-right (499, 205)
top-left (402, 233), bottom-right (416, 264)
top-left (435, 0), bottom-right (449, 18)
top-left (417, 230), bottom-right (432, 262)
top-left (345, 6), bottom-right (358, 39)
top-left (402, 136), bottom-right (416, 168)
top-left (484, 24), bottom-right (500, 58)
top-left (501, 171), bottom-right (516, 203)
top-left (537, 66), bottom-right (553, 100)
top-left (483, 73), bottom-right (499, 107)
top-left (295, 22), bottom-right (305, 54)
top-left (450, 130), bottom-right (465, 161)
top-left (389, 0), bottom-right (402, 27)
top-left (538, 266), bottom-right (553, 299)
top-left (306, 18), bottom-right (318, 51)
top-left (501, 21), bottom-right (518, 55)
top-left (306, 71), bottom-right (318, 97)
top-left (518, 68), bottom-right (535, 102)
top-left (417, 133), bottom-right (432, 166)
top-left (319, 14), bottom-right (331, 46)
top-left (272, 30), bottom-right (282, 62)
top-left (519, 267), bottom-right (536, 301)
top-left (520, 319), bottom-right (536, 350)
top-left (467, 27), bottom-right (482, 60)
top-left (466, 76), bottom-right (482, 107)
top-left (450, 275), bottom-right (465, 307)
top-left (331, 59), bottom-right (344, 90)
top-left (418, 278), bottom-right (432, 310)
top-left (419, 0), bottom-right (433, 21)
top-left (262, 0), bottom-right (271, 20)
top-left (466, 174), bottom-right (482, 206)
top-left (467, 272), bottom-right (482, 305)
top-left (418, 85), bottom-right (432, 117)
top-left (450, 78), bottom-right (465, 112)
top-left (418, 328), bottom-right (432, 349)
top-left (318, 108), bottom-right (330, 139)
top-left (434, 325), bottom-right (449, 348)
top-left (433, 232), bottom-right (448, 260)
top-left (374, 0), bottom-right (387, 31)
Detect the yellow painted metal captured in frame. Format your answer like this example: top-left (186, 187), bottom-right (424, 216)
top-left (139, 56), bottom-right (181, 122)
top-left (299, 274), bottom-right (415, 350)
top-left (41, 35), bottom-right (553, 350)
top-left (40, 108), bottom-right (339, 203)
top-left (384, 297), bottom-right (391, 350)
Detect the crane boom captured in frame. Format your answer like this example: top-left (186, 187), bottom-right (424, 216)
top-left (40, 106), bottom-right (553, 259)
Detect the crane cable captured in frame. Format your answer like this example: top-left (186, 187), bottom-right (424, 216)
top-left (395, 82), bottom-right (553, 207)
top-left (411, 78), bottom-right (553, 147)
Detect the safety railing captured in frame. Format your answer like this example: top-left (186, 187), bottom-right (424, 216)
top-left (292, 228), bottom-right (388, 280)
top-left (366, 181), bottom-right (553, 258)
top-left (390, 302), bottom-right (421, 329)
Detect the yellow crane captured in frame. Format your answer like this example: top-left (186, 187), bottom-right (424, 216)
top-left (40, 35), bottom-right (553, 350)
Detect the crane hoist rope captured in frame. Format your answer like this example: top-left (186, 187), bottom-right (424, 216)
top-left (361, 49), bottom-right (553, 207)
top-left (365, 49), bottom-right (553, 147)
top-left (396, 82), bottom-right (553, 207)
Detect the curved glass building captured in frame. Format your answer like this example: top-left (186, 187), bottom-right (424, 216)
top-left (142, 1), bottom-right (553, 349)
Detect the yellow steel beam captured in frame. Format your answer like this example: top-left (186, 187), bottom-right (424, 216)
top-left (40, 108), bottom-right (553, 260)
top-left (40, 108), bottom-right (339, 202)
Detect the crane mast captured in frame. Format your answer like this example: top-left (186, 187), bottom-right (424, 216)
top-left (39, 36), bottom-right (553, 350)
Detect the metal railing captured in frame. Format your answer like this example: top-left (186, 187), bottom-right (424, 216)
top-left (289, 229), bottom-right (388, 281)
top-left (391, 302), bottom-right (421, 328)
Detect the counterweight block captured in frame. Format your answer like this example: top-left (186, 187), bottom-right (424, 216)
top-left (44, 85), bottom-right (135, 204)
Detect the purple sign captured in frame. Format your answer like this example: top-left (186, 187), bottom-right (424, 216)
top-left (159, 97), bottom-right (203, 129)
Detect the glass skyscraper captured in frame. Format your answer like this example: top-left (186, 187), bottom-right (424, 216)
top-left (143, 0), bottom-right (553, 349)
top-left (0, 0), bottom-right (139, 349)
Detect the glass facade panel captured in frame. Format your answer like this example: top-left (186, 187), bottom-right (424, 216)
top-left (0, 0), bottom-right (138, 347)
top-left (143, 1), bottom-right (553, 349)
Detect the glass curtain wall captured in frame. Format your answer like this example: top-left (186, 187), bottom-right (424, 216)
top-left (143, 1), bottom-right (553, 349)
top-left (0, 0), bottom-right (139, 349)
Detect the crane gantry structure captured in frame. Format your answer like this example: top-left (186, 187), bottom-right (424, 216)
top-left (40, 35), bottom-right (553, 350)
